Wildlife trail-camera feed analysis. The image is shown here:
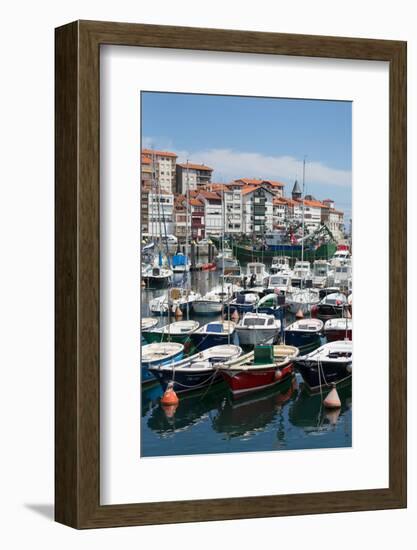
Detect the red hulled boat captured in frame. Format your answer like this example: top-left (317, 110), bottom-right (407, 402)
top-left (324, 318), bottom-right (352, 342)
top-left (218, 344), bottom-right (299, 397)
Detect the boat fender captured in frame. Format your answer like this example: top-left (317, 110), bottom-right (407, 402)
top-left (161, 382), bottom-right (179, 406)
top-left (275, 369), bottom-right (282, 380)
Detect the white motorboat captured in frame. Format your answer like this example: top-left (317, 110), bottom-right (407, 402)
top-left (286, 288), bottom-right (320, 314)
top-left (141, 317), bottom-right (159, 332)
top-left (311, 260), bottom-right (333, 288)
top-left (142, 263), bottom-right (173, 288)
top-left (290, 261), bottom-right (312, 288)
top-left (236, 312), bottom-right (281, 346)
top-left (333, 260), bottom-right (352, 290)
top-left (190, 320), bottom-right (237, 351)
top-left (245, 262), bottom-right (269, 286)
top-left (294, 340), bottom-right (352, 391)
top-left (265, 273), bottom-right (292, 295)
top-left (192, 284), bottom-right (234, 315)
top-left (270, 256), bottom-right (291, 274)
top-left (149, 288), bottom-right (201, 316)
top-left (330, 249), bottom-right (351, 266)
top-left (215, 247), bottom-right (239, 269)
top-left (142, 320), bottom-right (200, 344)
top-left (148, 344), bottom-right (242, 394)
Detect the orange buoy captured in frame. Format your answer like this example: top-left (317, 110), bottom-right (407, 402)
top-left (296, 308), bottom-right (304, 319)
top-left (231, 309), bottom-right (239, 321)
top-left (175, 306), bottom-right (183, 319)
top-left (323, 383), bottom-right (341, 409)
top-left (161, 382), bottom-right (179, 406)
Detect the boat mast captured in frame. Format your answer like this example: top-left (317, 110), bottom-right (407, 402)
top-left (222, 186), bottom-right (225, 315)
top-left (301, 157), bottom-right (306, 264)
top-left (185, 161), bottom-right (190, 320)
top-left (301, 156), bottom-right (306, 292)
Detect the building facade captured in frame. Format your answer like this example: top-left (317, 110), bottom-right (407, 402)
top-left (197, 191), bottom-right (223, 236)
top-left (142, 149), bottom-right (177, 193)
top-left (241, 186), bottom-right (274, 235)
top-left (176, 163), bottom-right (213, 194)
top-left (144, 190), bottom-right (175, 237)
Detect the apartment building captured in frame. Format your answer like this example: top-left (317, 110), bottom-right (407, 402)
top-left (241, 185), bottom-right (274, 235)
top-left (142, 149), bottom-right (177, 193)
top-left (176, 163), bottom-right (213, 194)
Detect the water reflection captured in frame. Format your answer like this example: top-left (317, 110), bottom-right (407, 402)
top-left (288, 380), bottom-right (352, 435)
top-left (212, 377), bottom-right (297, 439)
top-left (146, 384), bottom-right (226, 436)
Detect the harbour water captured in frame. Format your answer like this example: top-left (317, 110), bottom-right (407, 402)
top-left (141, 269), bottom-right (352, 458)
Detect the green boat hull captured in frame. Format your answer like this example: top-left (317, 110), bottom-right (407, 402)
top-left (211, 237), bottom-right (337, 264)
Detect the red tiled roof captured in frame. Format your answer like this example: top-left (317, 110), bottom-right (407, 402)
top-left (273, 197), bottom-right (287, 205)
top-left (241, 186), bottom-right (257, 195)
top-left (234, 178), bottom-right (284, 187)
top-left (142, 148), bottom-right (177, 158)
top-left (188, 198), bottom-right (203, 206)
top-left (177, 162), bottom-right (213, 171)
top-left (141, 154), bottom-right (152, 165)
top-left (198, 191), bottom-right (221, 200)
top-left (302, 199), bottom-right (326, 208)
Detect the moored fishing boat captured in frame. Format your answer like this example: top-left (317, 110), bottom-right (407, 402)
top-left (149, 288), bottom-right (201, 316)
top-left (264, 273), bottom-right (292, 296)
top-left (235, 312), bottom-right (281, 346)
top-left (294, 340), bottom-right (352, 391)
top-left (324, 318), bottom-right (352, 342)
top-left (142, 263), bottom-right (173, 288)
top-left (190, 320), bottom-right (236, 351)
top-left (286, 288), bottom-right (320, 315)
top-left (142, 320), bottom-right (199, 344)
top-left (270, 256), bottom-right (291, 274)
top-left (141, 342), bottom-right (184, 385)
top-left (255, 292), bottom-right (286, 319)
top-left (312, 292), bottom-right (348, 321)
top-left (290, 261), bottom-right (312, 288)
top-left (171, 252), bottom-right (190, 273)
top-left (215, 247), bottom-right (239, 270)
top-left (311, 260), bottom-right (333, 288)
top-left (219, 344), bottom-right (299, 397)
top-left (285, 318), bottom-right (323, 353)
top-left (141, 317), bottom-right (159, 332)
top-left (148, 344), bottom-right (242, 393)
top-left (246, 262), bottom-right (269, 286)
top-left (228, 290), bottom-right (260, 314)
top-left (192, 284), bottom-right (235, 315)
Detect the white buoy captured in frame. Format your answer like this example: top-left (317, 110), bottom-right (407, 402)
top-left (323, 383), bottom-right (341, 409)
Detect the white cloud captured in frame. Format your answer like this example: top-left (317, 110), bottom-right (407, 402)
top-left (143, 137), bottom-right (351, 188)
top-left (178, 148), bottom-right (351, 188)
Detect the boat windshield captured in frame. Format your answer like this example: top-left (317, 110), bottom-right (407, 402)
top-left (243, 318), bottom-right (268, 327)
top-left (270, 275), bottom-right (286, 284)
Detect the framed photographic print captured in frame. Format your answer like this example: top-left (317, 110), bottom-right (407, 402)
top-left (55, 20), bottom-right (406, 528)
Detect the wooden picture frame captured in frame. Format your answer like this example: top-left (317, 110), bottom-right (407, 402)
top-left (55, 20), bottom-right (407, 528)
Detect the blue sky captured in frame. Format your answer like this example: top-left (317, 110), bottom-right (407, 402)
top-left (141, 92), bottom-right (352, 220)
